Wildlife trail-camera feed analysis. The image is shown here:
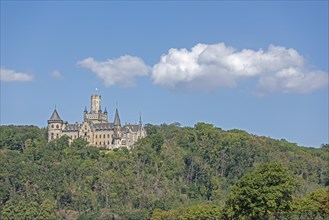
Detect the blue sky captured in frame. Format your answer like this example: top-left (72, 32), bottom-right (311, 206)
top-left (1, 1), bottom-right (328, 147)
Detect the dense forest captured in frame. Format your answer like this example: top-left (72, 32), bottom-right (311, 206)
top-left (0, 124), bottom-right (328, 219)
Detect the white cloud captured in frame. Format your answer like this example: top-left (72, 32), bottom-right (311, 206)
top-left (258, 68), bottom-right (328, 94)
top-left (151, 43), bottom-right (328, 93)
top-left (0, 68), bottom-right (33, 82)
top-left (77, 56), bottom-right (150, 87)
top-left (51, 70), bottom-right (63, 79)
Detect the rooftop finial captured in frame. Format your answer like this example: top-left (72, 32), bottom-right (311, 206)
top-left (95, 88), bottom-right (98, 95)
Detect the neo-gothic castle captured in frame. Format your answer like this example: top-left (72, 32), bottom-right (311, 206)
top-left (47, 93), bottom-right (146, 149)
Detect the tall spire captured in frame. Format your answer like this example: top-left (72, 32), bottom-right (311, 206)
top-left (139, 112), bottom-right (142, 126)
top-left (114, 108), bottom-right (121, 126)
top-left (84, 106), bottom-right (88, 113)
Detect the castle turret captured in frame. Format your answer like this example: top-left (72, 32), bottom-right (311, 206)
top-left (48, 108), bottom-right (63, 142)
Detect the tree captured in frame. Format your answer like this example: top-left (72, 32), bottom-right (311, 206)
top-left (292, 188), bottom-right (323, 219)
top-left (319, 187), bottom-right (329, 218)
top-left (1, 198), bottom-right (40, 220)
top-left (224, 163), bottom-right (297, 220)
top-left (151, 204), bottom-right (221, 220)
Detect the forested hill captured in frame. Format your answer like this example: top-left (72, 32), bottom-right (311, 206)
top-left (0, 123), bottom-right (328, 219)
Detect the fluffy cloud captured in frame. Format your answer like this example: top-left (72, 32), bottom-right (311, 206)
top-left (51, 70), bottom-right (63, 79)
top-left (78, 56), bottom-right (150, 87)
top-left (0, 68), bottom-right (33, 82)
top-left (152, 43), bottom-right (328, 93)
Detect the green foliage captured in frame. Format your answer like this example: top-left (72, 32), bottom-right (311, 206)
top-left (224, 163), bottom-right (297, 220)
top-left (151, 204), bottom-right (221, 220)
top-left (319, 187), bottom-right (329, 216)
top-left (0, 125), bottom-right (46, 151)
top-left (1, 197), bottom-right (58, 220)
top-left (0, 124), bottom-right (328, 219)
top-left (292, 187), bottom-right (329, 219)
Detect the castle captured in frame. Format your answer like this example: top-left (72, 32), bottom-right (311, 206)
top-left (47, 93), bottom-right (146, 149)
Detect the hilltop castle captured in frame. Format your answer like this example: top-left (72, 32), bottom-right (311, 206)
top-left (47, 93), bottom-right (146, 149)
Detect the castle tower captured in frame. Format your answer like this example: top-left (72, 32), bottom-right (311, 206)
top-left (48, 108), bottom-right (63, 142)
top-left (91, 95), bottom-right (101, 114)
top-left (84, 94), bottom-right (108, 123)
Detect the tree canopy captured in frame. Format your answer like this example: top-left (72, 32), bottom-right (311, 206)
top-left (224, 163), bottom-right (297, 220)
top-left (0, 124), bottom-right (328, 219)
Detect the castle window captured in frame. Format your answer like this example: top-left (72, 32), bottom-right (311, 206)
top-left (107, 134), bottom-right (110, 138)
top-left (56, 125), bottom-right (59, 129)
top-left (56, 134), bottom-right (59, 138)
top-left (108, 141), bottom-right (109, 145)
top-left (103, 134), bottom-right (105, 138)
top-left (51, 125), bottom-right (54, 128)
top-left (104, 141), bottom-right (105, 145)
top-left (95, 135), bottom-right (97, 138)
top-left (95, 142), bottom-right (97, 145)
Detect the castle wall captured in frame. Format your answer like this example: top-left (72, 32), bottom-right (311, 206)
top-left (93, 130), bottom-right (114, 148)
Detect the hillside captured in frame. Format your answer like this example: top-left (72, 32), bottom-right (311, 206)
top-left (0, 123), bottom-right (328, 219)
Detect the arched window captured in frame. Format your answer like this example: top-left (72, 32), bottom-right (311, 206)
top-left (95, 142), bottom-right (97, 145)
top-left (56, 134), bottom-right (59, 138)
top-left (103, 134), bottom-right (105, 138)
top-left (107, 134), bottom-right (110, 138)
top-left (51, 124), bottom-right (54, 128)
top-left (56, 124), bottom-right (59, 129)
top-left (51, 133), bottom-right (54, 139)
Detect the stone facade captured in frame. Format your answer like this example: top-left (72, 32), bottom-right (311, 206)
top-left (47, 94), bottom-right (146, 149)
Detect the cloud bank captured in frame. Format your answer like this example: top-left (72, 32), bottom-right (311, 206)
top-left (152, 43), bottom-right (328, 93)
top-left (0, 68), bottom-right (33, 82)
top-left (78, 56), bottom-right (149, 87)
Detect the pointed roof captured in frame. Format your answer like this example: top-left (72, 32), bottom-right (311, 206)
top-left (139, 112), bottom-right (142, 125)
top-left (84, 106), bottom-right (88, 113)
top-left (104, 107), bottom-right (108, 114)
top-left (114, 108), bottom-right (121, 126)
top-left (48, 109), bottom-right (63, 123)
